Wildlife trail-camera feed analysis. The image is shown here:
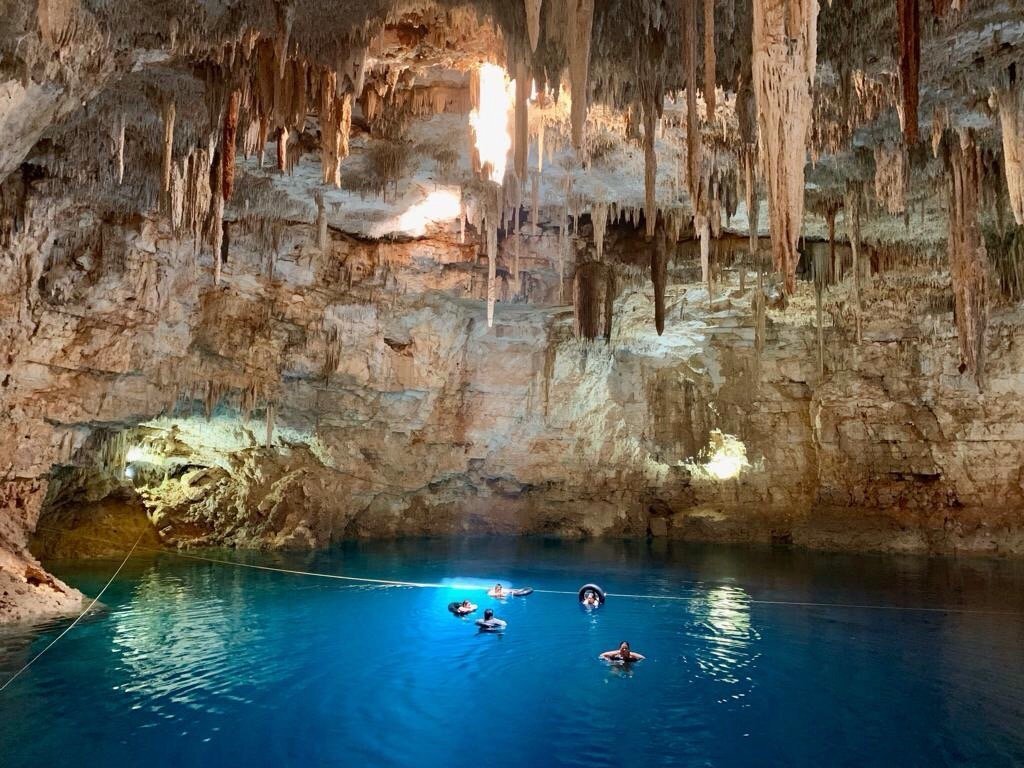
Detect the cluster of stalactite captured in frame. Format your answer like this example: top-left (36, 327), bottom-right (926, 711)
top-left (463, 180), bottom-right (503, 327)
top-left (811, 71), bottom-right (896, 156)
top-left (752, 0), bottom-right (818, 294)
top-left (996, 79), bottom-right (1024, 227)
top-left (945, 131), bottom-right (989, 384)
top-left (873, 143), bottom-right (909, 216)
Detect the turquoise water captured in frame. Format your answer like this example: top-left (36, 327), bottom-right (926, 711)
top-left (2, 538), bottom-right (1024, 767)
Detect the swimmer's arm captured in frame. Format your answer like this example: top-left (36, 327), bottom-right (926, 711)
top-left (629, 652), bottom-right (646, 661)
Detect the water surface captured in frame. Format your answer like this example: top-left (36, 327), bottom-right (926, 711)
top-left (2, 538), bottom-right (1023, 767)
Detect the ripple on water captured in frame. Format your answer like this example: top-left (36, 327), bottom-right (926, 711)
top-left (2, 540), bottom-right (1024, 768)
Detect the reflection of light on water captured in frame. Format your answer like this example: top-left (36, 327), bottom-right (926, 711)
top-left (706, 586), bottom-right (751, 636)
top-left (688, 586), bottom-right (760, 695)
top-left (109, 569), bottom-right (270, 714)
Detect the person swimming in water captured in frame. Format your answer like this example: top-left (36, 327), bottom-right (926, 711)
top-left (600, 641), bottom-right (644, 663)
top-left (582, 590), bottom-right (600, 608)
top-left (488, 583), bottom-right (505, 598)
top-left (453, 600), bottom-right (476, 616)
top-left (476, 608), bottom-right (506, 631)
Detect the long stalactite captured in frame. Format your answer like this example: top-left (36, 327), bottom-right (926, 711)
top-left (897, 0), bottom-right (920, 145)
top-left (946, 131), bottom-right (990, 385)
top-left (996, 80), bottom-right (1024, 226)
top-left (704, 0), bottom-right (717, 120)
top-left (567, 0), bottom-right (594, 152)
top-left (682, 0), bottom-right (701, 203)
top-left (221, 89), bottom-right (241, 201)
top-left (752, 0), bottom-right (818, 294)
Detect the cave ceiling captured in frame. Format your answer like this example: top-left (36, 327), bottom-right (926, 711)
top-left (1, 0), bottom-right (1023, 274)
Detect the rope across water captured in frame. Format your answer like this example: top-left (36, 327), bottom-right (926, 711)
top-left (0, 533), bottom-right (144, 693)
top-left (28, 525), bottom-right (1024, 618)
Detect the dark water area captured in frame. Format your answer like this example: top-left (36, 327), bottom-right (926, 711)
top-left (2, 538), bottom-right (1023, 767)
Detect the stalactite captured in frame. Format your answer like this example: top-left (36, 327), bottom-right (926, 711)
top-left (931, 105), bottom-right (948, 158)
top-left (744, 149), bottom-right (758, 256)
top-left (486, 217), bottom-right (498, 327)
top-left (115, 115), bottom-right (125, 185)
top-left (513, 230), bottom-right (521, 287)
top-left (525, 0), bottom-right (542, 52)
top-left (996, 83), bottom-right (1024, 226)
top-left (315, 191), bottom-right (328, 252)
top-left (813, 246), bottom-right (826, 378)
top-left (652, 227), bottom-right (668, 335)
top-left (514, 59), bottom-right (530, 183)
top-left (825, 203), bottom-right (838, 284)
top-left (161, 100), bottom-right (176, 198)
top-left (37, 0), bottom-right (76, 49)
top-left (475, 182), bottom-right (501, 328)
top-left (897, 0), bottom-right (920, 145)
top-left (845, 183), bottom-right (864, 343)
top-left (320, 74), bottom-right (351, 187)
top-left (697, 212), bottom-right (711, 288)
top-left (604, 268), bottom-right (616, 342)
top-left (530, 170), bottom-right (540, 234)
top-left (220, 89), bottom-right (241, 201)
top-left (592, 202), bottom-right (608, 260)
top-left (266, 403), bottom-right (275, 447)
top-left (874, 143), bottom-right (909, 215)
top-left (683, 0), bottom-right (700, 202)
top-left (704, 0), bottom-right (716, 120)
top-left (643, 92), bottom-right (658, 238)
top-left (753, 266), bottom-right (766, 354)
top-left (947, 131), bottom-right (989, 385)
top-left (212, 193), bottom-right (224, 285)
top-left (567, 0), bottom-right (595, 152)
top-left (752, 0), bottom-right (818, 294)
top-left (277, 127), bottom-right (289, 172)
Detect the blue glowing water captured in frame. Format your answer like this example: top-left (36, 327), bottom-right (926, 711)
top-left (2, 539), bottom-right (1024, 767)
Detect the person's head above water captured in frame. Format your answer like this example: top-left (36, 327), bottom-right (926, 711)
top-left (484, 609), bottom-right (494, 620)
top-left (461, 600), bottom-right (471, 607)
top-left (493, 583), bottom-right (503, 591)
top-left (619, 641), bottom-right (631, 656)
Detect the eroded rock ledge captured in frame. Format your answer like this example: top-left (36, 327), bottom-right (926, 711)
top-left (3, 188), bottom-right (1024, 623)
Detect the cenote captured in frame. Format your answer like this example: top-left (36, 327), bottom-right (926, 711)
top-left (2, 539), bottom-right (1024, 768)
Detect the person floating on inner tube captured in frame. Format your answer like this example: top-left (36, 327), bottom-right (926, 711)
top-left (600, 641), bottom-right (645, 664)
top-left (476, 608), bottom-right (507, 632)
top-left (450, 599), bottom-right (477, 616)
top-left (582, 590), bottom-right (600, 608)
top-left (488, 583), bottom-right (505, 598)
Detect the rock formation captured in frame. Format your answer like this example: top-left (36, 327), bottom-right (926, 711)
top-left (0, 0), bottom-right (1023, 623)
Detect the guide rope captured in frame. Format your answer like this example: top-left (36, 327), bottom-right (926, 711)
top-left (0, 533), bottom-right (143, 694)
top-left (25, 525), bottom-right (1024, 619)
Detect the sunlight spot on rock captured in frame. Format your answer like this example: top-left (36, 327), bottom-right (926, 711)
top-left (469, 62), bottom-right (513, 183)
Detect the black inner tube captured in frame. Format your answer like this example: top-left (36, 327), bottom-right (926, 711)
top-left (579, 583), bottom-right (606, 604)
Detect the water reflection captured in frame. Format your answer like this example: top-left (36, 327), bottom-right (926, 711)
top-left (109, 565), bottom-right (277, 716)
top-left (686, 585), bottom-right (760, 700)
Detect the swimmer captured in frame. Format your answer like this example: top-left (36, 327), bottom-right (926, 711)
top-left (453, 600), bottom-right (477, 616)
top-left (476, 608), bottom-right (507, 632)
top-left (582, 591), bottom-right (600, 608)
top-left (488, 583), bottom-right (505, 598)
top-left (600, 641), bottom-right (645, 664)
